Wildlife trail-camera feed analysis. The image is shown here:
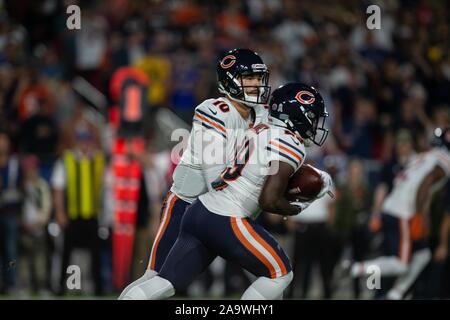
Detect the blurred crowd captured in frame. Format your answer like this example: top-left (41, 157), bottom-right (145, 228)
top-left (0, 0), bottom-right (449, 298)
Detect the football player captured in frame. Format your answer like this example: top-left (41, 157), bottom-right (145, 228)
top-left (122, 83), bottom-right (333, 300)
top-left (351, 128), bottom-right (450, 299)
top-left (119, 48), bottom-right (271, 299)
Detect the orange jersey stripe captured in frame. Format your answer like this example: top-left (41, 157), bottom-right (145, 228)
top-left (241, 219), bottom-right (288, 276)
top-left (195, 113), bottom-right (227, 134)
top-left (230, 217), bottom-right (277, 278)
top-left (149, 192), bottom-right (177, 270)
top-left (269, 141), bottom-right (302, 162)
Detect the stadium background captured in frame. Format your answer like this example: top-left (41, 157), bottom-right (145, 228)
top-left (0, 0), bottom-right (449, 299)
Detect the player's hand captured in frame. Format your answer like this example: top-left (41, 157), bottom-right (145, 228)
top-left (290, 200), bottom-right (313, 214)
top-left (55, 211), bottom-right (69, 229)
top-left (369, 214), bottom-right (381, 233)
top-left (316, 170), bottom-right (333, 199)
top-left (434, 244), bottom-right (448, 262)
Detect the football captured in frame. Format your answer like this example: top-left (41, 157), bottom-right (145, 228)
top-left (286, 164), bottom-right (323, 202)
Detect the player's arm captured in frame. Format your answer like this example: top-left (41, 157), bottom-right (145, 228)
top-left (369, 182), bottom-right (388, 232)
top-left (435, 213), bottom-right (450, 262)
top-left (51, 159), bottom-right (69, 228)
top-left (435, 181), bottom-right (450, 262)
top-left (416, 165), bottom-right (446, 215)
top-left (199, 126), bottom-right (228, 189)
top-left (259, 161), bottom-right (301, 216)
top-left (372, 183), bottom-right (388, 216)
top-left (193, 103), bottom-right (229, 189)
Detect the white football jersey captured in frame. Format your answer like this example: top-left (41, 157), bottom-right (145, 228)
top-left (199, 123), bottom-right (306, 219)
top-left (170, 97), bottom-right (265, 203)
top-left (383, 148), bottom-right (450, 219)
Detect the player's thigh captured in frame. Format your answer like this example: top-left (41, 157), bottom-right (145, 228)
top-left (381, 213), bottom-right (411, 262)
top-left (216, 216), bottom-right (292, 279)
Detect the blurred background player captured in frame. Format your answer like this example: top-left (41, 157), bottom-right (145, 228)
top-left (433, 181), bottom-right (450, 298)
top-left (351, 127), bottom-right (450, 299)
top-left (119, 48), bottom-right (271, 298)
top-left (122, 83), bottom-right (333, 300)
top-left (369, 130), bottom-right (417, 234)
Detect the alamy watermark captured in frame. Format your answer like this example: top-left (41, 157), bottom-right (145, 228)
top-left (366, 265), bottom-right (381, 290)
top-left (66, 5), bottom-right (81, 30)
top-left (66, 265), bottom-right (81, 290)
top-left (366, 5), bottom-right (381, 30)
top-left (170, 127), bottom-right (291, 175)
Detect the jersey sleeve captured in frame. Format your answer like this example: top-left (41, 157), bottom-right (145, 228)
top-left (434, 149), bottom-right (450, 176)
top-left (51, 159), bottom-right (66, 189)
top-left (266, 133), bottom-right (306, 171)
top-left (193, 101), bottom-right (228, 140)
top-left (191, 100), bottom-right (232, 191)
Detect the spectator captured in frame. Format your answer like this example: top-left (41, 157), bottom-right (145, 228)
top-left (74, 6), bottom-right (109, 90)
top-left (134, 31), bottom-right (172, 108)
top-left (333, 158), bottom-right (372, 299)
top-left (286, 172), bottom-right (336, 299)
top-left (19, 155), bottom-right (51, 295)
top-left (20, 93), bottom-right (58, 181)
top-left (0, 132), bottom-right (23, 294)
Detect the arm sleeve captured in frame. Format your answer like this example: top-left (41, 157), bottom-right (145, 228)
top-left (39, 179), bottom-right (52, 223)
top-left (192, 105), bottom-right (230, 191)
top-left (51, 159), bottom-right (66, 190)
top-left (266, 137), bottom-right (305, 172)
top-left (435, 150), bottom-right (450, 176)
top-left (194, 121), bottom-right (229, 191)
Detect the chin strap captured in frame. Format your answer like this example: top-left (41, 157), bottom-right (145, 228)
top-left (227, 94), bottom-right (262, 109)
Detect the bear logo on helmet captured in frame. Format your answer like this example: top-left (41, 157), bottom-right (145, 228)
top-left (295, 91), bottom-right (315, 105)
top-left (220, 55), bottom-right (236, 69)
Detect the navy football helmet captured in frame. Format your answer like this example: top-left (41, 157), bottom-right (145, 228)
top-left (269, 83), bottom-right (329, 146)
top-left (217, 48), bottom-right (270, 108)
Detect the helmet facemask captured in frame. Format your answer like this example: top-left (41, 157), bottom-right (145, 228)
top-left (286, 108), bottom-right (329, 147)
top-left (219, 70), bottom-right (271, 108)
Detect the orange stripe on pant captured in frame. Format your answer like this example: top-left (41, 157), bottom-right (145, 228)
top-left (230, 217), bottom-right (277, 278)
top-left (241, 219), bottom-right (288, 276)
top-left (148, 192), bottom-right (177, 270)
